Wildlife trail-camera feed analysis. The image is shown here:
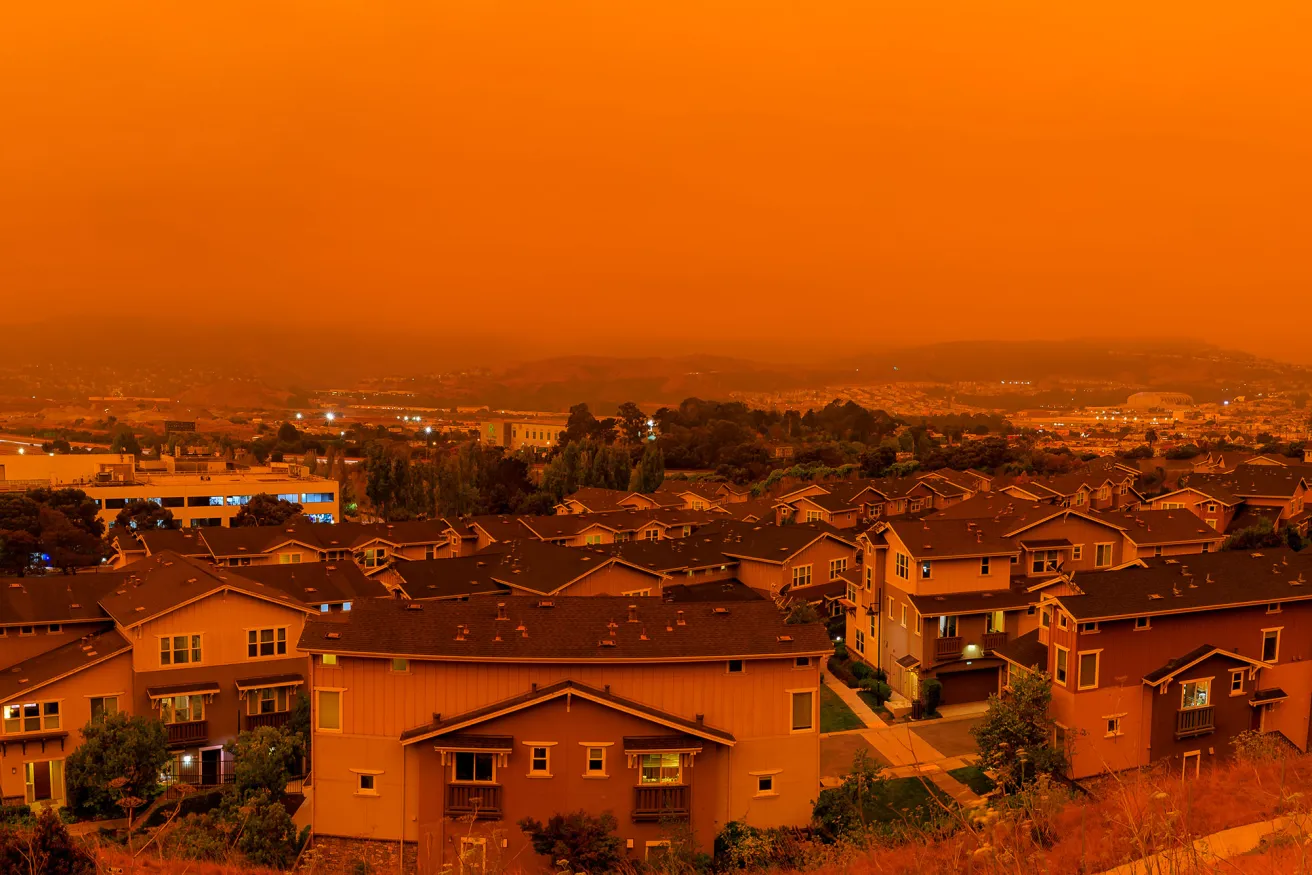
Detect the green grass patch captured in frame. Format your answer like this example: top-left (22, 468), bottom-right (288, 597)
top-left (947, 765), bottom-right (996, 795)
top-left (856, 690), bottom-right (894, 719)
top-left (820, 683), bottom-right (866, 732)
top-left (868, 776), bottom-right (956, 824)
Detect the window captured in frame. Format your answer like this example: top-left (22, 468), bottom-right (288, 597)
top-left (980, 556), bottom-right (991, 576)
top-left (425, 545), bottom-right (437, 560)
top-left (317, 690), bottom-right (342, 731)
top-left (585, 747), bottom-right (607, 776)
top-left (901, 604), bottom-right (908, 627)
top-left (1230, 669), bottom-right (1246, 696)
top-left (247, 628), bottom-right (287, 658)
top-left (1268, 602), bottom-right (1282, 614)
top-left (248, 687), bottom-right (290, 715)
top-left (301, 492), bottom-right (335, 504)
top-left (322, 654), bottom-right (338, 666)
top-left (1079, 621), bottom-right (1100, 633)
top-left (1031, 550), bottom-right (1059, 574)
top-left (985, 610), bottom-right (1005, 634)
top-left (584, 534), bottom-right (603, 546)
top-left (160, 635), bottom-right (202, 666)
top-left (1206, 503), bottom-right (1217, 513)
top-left (529, 746), bottom-right (551, 776)
top-left (829, 557), bottom-right (848, 579)
top-left (639, 753), bottom-right (681, 784)
top-left (791, 565), bottom-right (812, 587)
top-left (279, 552), bottom-right (303, 564)
top-left (727, 659), bottom-right (745, 674)
top-left (460, 837), bottom-right (487, 874)
top-left (1262, 628), bottom-right (1281, 663)
top-left (1180, 679), bottom-right (1210, 709)
top-left (90, 696), bottom-right (118, 723)
top-left (756, 774), bottom-right (777, 796)
top-left (1072, 545), bottom-right (1083, 561)
top-left (854, 629), bottom-right (865, 652)
top-left (1077, 651), bottom-right (1100, 690)
top-left (391, 658), bottom-right (410, 673)
top-left (454, 752), bottom-right (496, 783)
top-left (357, 773), bottom-right (377, 795)
top-left (790, 690), bottom-right (815, 732)
top-left (225, 494), bottom-right (252, 506)
top-left (939, 615), bottom-right (958, 638)
top-left (1134, 616), bottom-right (1151, 631)
top-left (1105, 716), bottom-right (1123, 737)
top-left (24, 760), bottom-right (63, 804)
top-left (3, 701), bottom-right (60, 733)
top-left (887, 595), bottom-right (896, 620)
top-left (361, 547), bottom-right (388, 567)
top-left (895, 553), bottom-right (909, 579)
top-left (795, 656), bottom-right (812, 668)
top-left (1040, 608), bottom-right (1051, 628)
top-left (1054, 646), bottom-right (1069, 685)
top-left (865, 566), bottom-right (873, 589)
top-left (920, 560), bottom-right (933, 579)
top-left (1153, 546), bottom-right (1163, 558)
top-left (47, 624), bottom-right (61, 634)
top-left (1057, 612), bottom-right (1069, 630)
top-left (1095, 543), bottom-right (1113, 568)
top-left (804, 510), bottom-right (821, 522)
top-left (159, 695), bottom-right (203, 724)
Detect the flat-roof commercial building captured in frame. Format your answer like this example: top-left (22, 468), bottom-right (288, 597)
top-left (0, 454), bottom-right (339, 528)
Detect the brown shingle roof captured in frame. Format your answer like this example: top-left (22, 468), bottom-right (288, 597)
top-left (298, 596), bottom-right (831, 662)
top-left (0, 627), bottom-right (132, 703)
top-left (238, 561), bottom-right (391, 605)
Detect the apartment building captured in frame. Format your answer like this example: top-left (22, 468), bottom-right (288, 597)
top-left (1150, 466), bottom-right (1310, 536)
top-left (298, 597), bottom-right (830, 872)
top-left (0, 453), bottom-right (340, 529)
top-left (995, 550), bottom-right (1312, 779)
top-left (479, 419), bottom-right (567, 452)
top-left (847, 505), bottom-right (1224, 706)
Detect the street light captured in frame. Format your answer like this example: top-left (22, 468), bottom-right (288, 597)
top-left (326, 412), bottom-right (335, 422)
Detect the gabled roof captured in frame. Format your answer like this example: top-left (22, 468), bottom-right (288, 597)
top-left (991, 629), bottom-right (1046, 671)
top-left (1143, 645), bottom-right (1265, 686)
top-left (200, 520), bottom-right (452, 557)
top-left (0, 628), bottom-right (132, 704)
top-left (238, 561), bottom-right (390, 605)
top-left (137, 528), bottom-right (210, 557)
top-left (0, 576), bottom-right (120, 627)
top-left (883, 519), bottom-right (1019, 560)
top-left (1185, 468), bottom-right (1309, 500)
top-left (297, 595), bottom-right (832, 663)
top-left (706, 520), bottom-right (857, 564)
top-left (1089, 509), bottom-right (1226, 546)
top-left (97, 552), bottom-right (317, 628)
top-left (907, 585), bottom-right (1035, 617)
top-left (558, 487), bottom-right (636, 513)
top-left (399, 679), bottom-right (736, 746)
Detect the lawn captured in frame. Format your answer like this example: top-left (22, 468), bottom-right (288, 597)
top-left (856, 690), bottom-right (894, 719)
top-left (820, 683), bottom-right (866, 732)
top-left (866, 776), bottom-right (956, 824)
top-left (947, 765), bottom-right (996, 795)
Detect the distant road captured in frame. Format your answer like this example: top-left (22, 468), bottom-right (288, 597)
top-left (0, 433), bottom-right (112, 451)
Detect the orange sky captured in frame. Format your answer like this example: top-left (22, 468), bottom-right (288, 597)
top-left (2, 2), bottom-right (1310, 361)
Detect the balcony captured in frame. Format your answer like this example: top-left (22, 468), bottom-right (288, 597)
top-left (244, 712), bottom-right (292, 732)
top-left (982, 632), bottom-right (1008, 653)
top-left (446, 783), bottom-right (502, 819)
top-left (633, 784), bottom-right (690, 822)
top-left (934, 636), bottom-right (963, 660)
top-left (1176, 706), bottom-right (1215, 739)
top-left (165, 719), bottom-right (208, 746)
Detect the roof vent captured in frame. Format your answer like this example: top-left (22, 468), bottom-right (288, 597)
top-left (405, 603), bottom-right (423, 611)
top-left (537, 600), bottom-right (554, 608)
top-left (712, 606), bottom-right (729, 615)
top-left (1148, 593), bottom-right (1163, 600)
top-left (304, 586), bottom-right (318, 593)
top-left (777, 635), bottom-right (794, 642)
top-left (326, 631), bottom-right (341, 640)
top-left (599, 638), bottom-right (617, 647)
top-left (496, 602), bottom-right (508, 621)
top-left (676, 610), bottom-right (686, 626)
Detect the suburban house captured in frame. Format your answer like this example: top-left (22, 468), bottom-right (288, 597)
top-left (465, 509), bottom-right (720, 549)
top-left (995, 550), bottom-right (1312, 779)
top-left (1152, 467), bottom-right (1311, 536)
top-left (298, 597), bottom-right (831, 872)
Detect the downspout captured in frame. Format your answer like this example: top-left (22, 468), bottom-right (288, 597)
top-left (399, 742), bottom-right (406, 875)
top-left (308, 655), bottom-right (315, 854)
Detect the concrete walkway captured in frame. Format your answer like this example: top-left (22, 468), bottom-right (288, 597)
top-left (1099, 813), bottom-right (1310, 875)
top-left (821, 659), bottom-right (887, 729)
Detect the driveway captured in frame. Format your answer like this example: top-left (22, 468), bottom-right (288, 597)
top-left (908, 716), bottom-right (982, 758)
top-left (821, 733), bottom-right (890, 779)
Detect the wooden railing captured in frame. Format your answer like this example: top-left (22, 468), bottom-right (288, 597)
top-left (244, 712), bottom-right (292, 731)
top-left (1176, 706), bottom-right (1215, 739)
top-left (446, 783), bottom-right (502, 819)
top-left (633, 784), bottom-right (690, 822)
top-left (165, 719), bottom-right (208, 745)
top-left (982, 632), bottom-right (1008, 652)
top-left (934, 636), bottom-right (963, 660)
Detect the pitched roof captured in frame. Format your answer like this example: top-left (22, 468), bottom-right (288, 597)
top-left (1186, 467), bottom-right (1309, 500)
top-left (1053, 549), bottom-right (1312, 621)
top-left (137, 528), bottom-right (210, 557)
top-left (608, 537), bottom-right (738, 574)
top-left (1142, 645), bottom-right (1264, 685)
top-left (691, 520), bottom-right (856, 564)
top-left (0, 627), bottom-right (132, 703)
top-left (398, 679), bottom-right (736, 746)
top-left (392, 555), bottom-right (511, 600)
top-left (559, 487), bottom-right (635, 513)
top-left (661, 581), bottom-right (764, 603)
top-left (237, 561), bottom-right (390, 605)
top-left (96, 552), bottom-right (316, 628)
top-left (297, 595), bottom-right (832, 662)
top-left (0, 575), bottom-right (121, 627)
top-left (907, 585), bottom-right (1035, 617)
top-left (200, 520), bottom-right (451, 557)
top-left (991, 628), bottom-right (1046, 670)
top-left (883, 519), bottom-right (1020, 560)
top-left (1088, 509), bottom-right (1226, 546)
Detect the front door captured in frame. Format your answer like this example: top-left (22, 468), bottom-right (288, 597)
top-left (201, 748), bottom-right (221, 785)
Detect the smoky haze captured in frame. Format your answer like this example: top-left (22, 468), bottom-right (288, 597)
top-left (2, 2), bottom-right (1311, 364)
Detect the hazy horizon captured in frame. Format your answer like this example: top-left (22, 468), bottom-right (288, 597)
top-left (4, 2), bottom-right (1311, 363)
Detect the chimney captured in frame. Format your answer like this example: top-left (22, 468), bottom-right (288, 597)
top-left (496, 602), bottom-right (508, 621)
top-left (676, 610), bottom-right (686, 626)
top-left (627, 604), bottom-right (638, 623)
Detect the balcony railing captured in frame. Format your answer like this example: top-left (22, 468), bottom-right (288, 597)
top-left (1176, 706), bottom-right (1215, 739)
top-left (934, 636), bottom-right (963, 660)
top-left (446, 783), bottom-right (502, 819)
top-left (633, 784), bottom-right (690, 822)
top-left (165, 719), bottom-right (208, 746)
top-left (982, 632), bottom-right (1008, 652)
top-left (244, 712), bottom-right (292, 732)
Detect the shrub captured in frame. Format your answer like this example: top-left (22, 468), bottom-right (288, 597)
top-left (715, 820), bottom-right (810, 869)
top-left (64, 711), bottom-right (169, 819)
top-left (231, 791), bottom-right (299, 869)
top-left (828, 660), bottom-right (860, 688)
top-left (851, 661), bottom-right (874, 680)
top-left (227, 724), bottom-right (300, 802)
top-left (860, 678), bottom-right (892, 706)
top-left (0, 808), bottom-right (96, 875)
top-left (922, 678), bottom-right (943, 715)
top-left (833, 640), bottom-right (848, 661)
top-left (873, 667), bottom-right (888, 683)
top-left (518, 810), bottom-right (624, 872)
top-left (972, 669), bottom-right (1067, 790)
top-left (165, 812), bottom-right (233, 862)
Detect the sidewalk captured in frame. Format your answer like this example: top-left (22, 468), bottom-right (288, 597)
top-left (821, 659), bottom-right (887, 729)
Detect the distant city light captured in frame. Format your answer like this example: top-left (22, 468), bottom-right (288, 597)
top-left (17, 448), bottom-right (24, 455)
top-left (326, 412), bottom-right (336, 421)
top-left (295, 413), bottom-right (302, 420)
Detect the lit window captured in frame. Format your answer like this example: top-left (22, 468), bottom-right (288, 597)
top-left (638, 753), bottom-right (681, 784)
top-left (1180, 679), bottom-right (1210, 709)
top-left (391, 658), bottom-right (409, 673)
top-left (322, 654), bottom-right (338, 666)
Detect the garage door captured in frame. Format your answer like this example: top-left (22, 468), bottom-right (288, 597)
top-left (934, 666), bottom-right (999, 705)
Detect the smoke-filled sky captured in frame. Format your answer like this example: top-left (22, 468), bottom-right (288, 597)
top-left (2, 2), bottom-right (1311, 362)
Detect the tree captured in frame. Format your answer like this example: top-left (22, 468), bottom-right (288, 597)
top-left (1224, 518), bottom-right (1284, 551)
top-left (858, 446), bottom-right (897, 477)
top-left (971, 668), bottom-right (1066, 790)
top-left (277, 421), bottom-right (301, 443)
top-left (628, 442), bottom-right (665, 493)
top-left (1286, 526), bottom-right (1306, 553)
top-left (109, 426), bottom-right (143, 457)
top-left (65, 712), bottom-right (169, 819)
top-left (227, 791), bottom-right (300, 868)
top-left (115, 499), bottom-right (175, 531)
top-left (518, 810), bottom-right (624, 872)
top-left (227, 724), bottom-right (300, 802)
top-left (785, 602), bottom-right (821, 625)
top-left (811, 748), bottom-right (889, 839)
top-left (616, 401), bottom-right (648, 445)
top-left (233, 493), bottom-right (304, 527)
top-left (1144, 428), bottom-right (1158, 451)
top-left (0, 808), bottom-right (96, 875)
top-left (37, 506), bottom-right (107, 573)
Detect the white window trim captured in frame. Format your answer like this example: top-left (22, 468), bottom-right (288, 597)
top-left (1076, 649), bottom-right (1102, 690)
top-left (1179, 677), bottom-right (1214, 709)
top-left (524, 742), bottom-right (555, 778)
top-left (750, 768), bottom-right (782, 798)
top-left (244, 626), bottom-right (290, 661)
top-left (579, 742), bottom-right (612, 777)
top-left (350, 768), bottom-right (383, 796)
top-left (1134, 616), bottom-right (1151, 631)
top-left (787, 688), bottom-right (818, 734)
top-left (158, 632), bottom-right (204, 669)
top-left (1053, 644), bottom-right (1070, 686)
top-left (645, 840), bottom-right (671, 860)
top-left (726, 659), bottom-right (746, 675)
top-left (1094, 542), bottom-right (1115, 568)
top-left (1229, 669), bottom-right (1247, 697)
top-left (459, 837), bottom-right (487, 874)
top-left (315, 688), bottom-right (346, 733)
top-left (1262, 627), bottom-right (1283, 663)
top-left (1103, 712), bottom-right (1127, 738)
